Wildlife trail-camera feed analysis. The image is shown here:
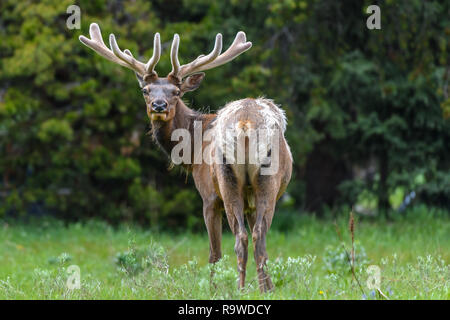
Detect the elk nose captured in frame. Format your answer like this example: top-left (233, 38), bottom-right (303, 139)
top-left (152, 100), bottom-right (167, 112)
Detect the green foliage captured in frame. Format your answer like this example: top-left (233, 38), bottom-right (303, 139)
top-left (267, 255), bottom-right (316, 289)
top-left (115, 241), bottom-right (169, 276)
top-left (47, 252), bottom-right (73, 265)
top-left (323, 242), bottom-right (369, 274)
top-left (0, 0), bottom-right (448, 226)
top-left (38, 119), bottom-right (74, 142)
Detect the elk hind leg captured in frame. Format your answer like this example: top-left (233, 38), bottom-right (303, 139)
top-left (223, 198), bottom-right (248, 289)
top-left (253, 192), bottom-right (277, 292)
top-left (217, 174), bottom-right (248, 288)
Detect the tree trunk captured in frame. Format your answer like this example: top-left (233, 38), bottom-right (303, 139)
top-left (378, 150), bottom-right (390, 217)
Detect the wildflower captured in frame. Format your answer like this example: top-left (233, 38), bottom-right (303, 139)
top-left (319, 290), bottom-right (324, 295)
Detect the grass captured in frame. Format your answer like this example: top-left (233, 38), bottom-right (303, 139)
top-left (0, 205), bottom-right (448, 299)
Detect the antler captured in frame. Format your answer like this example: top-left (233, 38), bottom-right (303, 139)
top-left (79, 23), bottom-right (161, 77)
top-left (169, 31), bottom-right (252, 80)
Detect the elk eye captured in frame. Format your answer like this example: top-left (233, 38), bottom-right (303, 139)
top-left (142, 89), bottom-right (149, 95)
top-left (173, 90), bottom-right (180, 96)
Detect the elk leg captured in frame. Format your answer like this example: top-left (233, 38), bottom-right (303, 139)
top-left (215, 164), bottom-right (248, 289)
top-left (223, 200), bottom-right (248, 289)
top-left (203, 201), bottom-right (222, 264)
top-left (203, 201), bottom-right (222, 290)
top-left (253, 193), bottom-right (276, 292)
top-left (246, 210), bottom-right (256, 232)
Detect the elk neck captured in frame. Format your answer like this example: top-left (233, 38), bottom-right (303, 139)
top-left (150, 99), bottom-right (216, 167)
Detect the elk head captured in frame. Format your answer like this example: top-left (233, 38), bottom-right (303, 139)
top-left (79, 23), bottom-right (252, 122)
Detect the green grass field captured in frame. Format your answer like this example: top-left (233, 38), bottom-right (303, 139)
top-left (0, 206), bottom-right (448, 300)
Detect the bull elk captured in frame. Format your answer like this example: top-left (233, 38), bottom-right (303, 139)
top-left (79, 23), bottom-right (292, 292)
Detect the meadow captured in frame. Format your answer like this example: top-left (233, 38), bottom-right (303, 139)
top-left (0, 205), bottom-right (448, 300)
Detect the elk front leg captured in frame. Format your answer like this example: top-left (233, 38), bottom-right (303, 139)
top-left (203, 200), bottom-right (222, 291)
top-left (203, 200), bottom-right (222, 264)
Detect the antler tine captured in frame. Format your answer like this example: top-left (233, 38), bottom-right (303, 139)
top-left (175, 33), bottom-right (223, 78)
top-left (79, 23), bottom-right (129, 69)
top-left (80, 23), bottom-right (161, 77)
top-left (109, 33), bottom-right (147, 75)
top-left (198, 31), bottom-right (252, 71)
top-left (145, 33), bottom-right (161, 75)
top-left (171, 31), bottom-right (251, 79)
top-left (170, 34), bottom-right (181, 78)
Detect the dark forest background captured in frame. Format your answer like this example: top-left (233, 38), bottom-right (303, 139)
top-left (0, 0), bottom-right (448, 229)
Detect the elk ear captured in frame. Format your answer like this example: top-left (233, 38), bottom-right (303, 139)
top-left (180, 73), bottom-right (205, 93)
top-left (136, 72), bottom-right (157, 87)
top-left (135, 73), bottom-right (147, 88)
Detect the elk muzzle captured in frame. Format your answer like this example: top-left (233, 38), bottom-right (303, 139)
top-left (152, 99), bottom-right (168, 113)
top-left (148, 99), bottom-right (169, 121)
